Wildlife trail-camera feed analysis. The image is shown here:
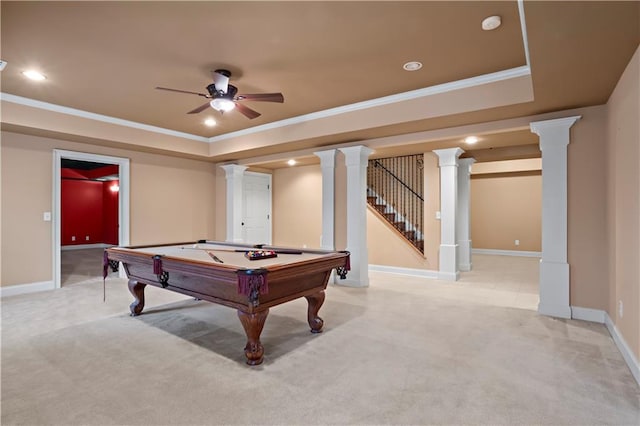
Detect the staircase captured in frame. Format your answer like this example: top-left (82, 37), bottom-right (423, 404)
top-left (367, 155), bottom-right (424, 253)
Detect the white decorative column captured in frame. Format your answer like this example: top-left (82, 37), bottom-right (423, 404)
top-left (457, 158), bottom-right (475, 272)
top-left (433, 148), bottom-right (464, 281)
top-left (530, 115), bottom-right (581, 319)
top-left (314, 149), bottom-right (337, 250)
top-left (338, 146), bottom-right (374, 287)
top-left (220, 164), bottom-right (248, 243)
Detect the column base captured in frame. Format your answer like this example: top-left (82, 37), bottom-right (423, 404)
top-left (438, 271), bottom-right (460, 281)
top-left (539, 260), bottom-right (570, 319)
top-left (457, 239), bottom-right (473, 272)
top-left (439, 243), bottom-right (460, 281)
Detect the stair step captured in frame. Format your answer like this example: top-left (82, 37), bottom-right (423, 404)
top-left (367, 187), bottom-right (424, 253)
top-left (383, 213), bottom-right (396, 221)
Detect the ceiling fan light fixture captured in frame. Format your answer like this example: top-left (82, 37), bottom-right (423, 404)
top-left (210, 98), bottom-right (235, 112)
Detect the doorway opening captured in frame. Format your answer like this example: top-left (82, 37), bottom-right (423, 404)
top-left (53, 150), bottom-right (130, 288)
top-left (466, 159), bottom-right (542, 311)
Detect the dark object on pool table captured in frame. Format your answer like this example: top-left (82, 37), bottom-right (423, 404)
top-left (245, 250), bottom-right (277, 260)
top-left (104, 240), bottom-right (350, 366)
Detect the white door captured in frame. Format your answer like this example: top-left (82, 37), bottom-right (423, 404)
top-left (242, 172), bottom-right (272, 245)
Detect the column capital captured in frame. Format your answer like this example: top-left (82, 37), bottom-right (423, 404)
top-left (458, 157), bottom-right (476, 173)
top-left (338, 146), bottom-right (374, 166)
top-left (433, 148), bottom-right (464, 167)
top-left (314, 149), bottom-right (337, 168)
top-left (220, 164), bottom-right (248, 177)
top-left (458, 158), bottom-right (476, 166)
top-left (530, 115), bottom-right (581, 136)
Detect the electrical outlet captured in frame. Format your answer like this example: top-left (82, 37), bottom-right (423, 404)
top-left (515, 239), bottom-right (520, 246)
top-left (618, 300), bottom-right (624, 318)
top-left (85, 236), bottom-right (90, 241)
top-left (43, 212), bottom-right (51, 221)
top-left (71, 236), bottom-right (76, 241)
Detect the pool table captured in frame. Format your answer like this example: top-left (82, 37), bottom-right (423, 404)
top-left (104, 240), bottom-right (349, 365)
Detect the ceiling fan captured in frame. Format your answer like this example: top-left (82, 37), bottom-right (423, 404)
top-left (156, 69), bottom-right (284, 119)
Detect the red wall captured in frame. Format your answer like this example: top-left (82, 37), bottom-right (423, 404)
top-left (102, 180), bottom-right (119, 245)
top-left (61, 174), bottom-right (119, 246)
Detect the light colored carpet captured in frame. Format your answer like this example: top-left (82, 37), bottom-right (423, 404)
top-left (2, 255), bottom-right (639, 425)
top-left (61, 248), bottom-right (112, 286)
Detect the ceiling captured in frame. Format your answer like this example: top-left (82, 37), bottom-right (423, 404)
top-left (1, 1), bottom-right (638, 168)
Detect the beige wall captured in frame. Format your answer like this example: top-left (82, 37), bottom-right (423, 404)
top-left (1, 134), bottom-right (54, 285)
top-left (606, 45), bottom-right (639, 360)
top-left (567, 106), bottom-right (609, 311)
top-left (272, 165), bottom-right (323, 248)
top-left (1, 131), bottom-right (217, 286)
top-left (471, 173), bottom-right (542, 252)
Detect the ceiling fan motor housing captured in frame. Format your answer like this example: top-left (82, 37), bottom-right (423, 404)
top-left (207, 83), bottom-right (238, 99)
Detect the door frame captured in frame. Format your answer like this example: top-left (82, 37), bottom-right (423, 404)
top-left (53, 149), bottom-right (130, 288)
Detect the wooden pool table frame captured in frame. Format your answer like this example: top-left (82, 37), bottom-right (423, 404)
top-left (105, 240), bottom-right (349, 365)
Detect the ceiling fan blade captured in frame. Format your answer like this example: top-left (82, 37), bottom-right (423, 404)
top-left (212, 70), bottom-right (229, 94)
top-left (187, 102), bottom-right (212, 114)
top-left (234, 102), bottom-right (261, 119)
top-left (156, 86), bottom-right (209, 98)
top-left (237, 93), bottom-right (284, 103)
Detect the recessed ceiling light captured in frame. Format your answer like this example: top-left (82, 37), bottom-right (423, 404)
top-left (482, 15), bottom-right (501, 31)
top-left (204, 118), bottom-right (216, 127)
top-left (287, 159), bottom-right (296, 166)
top-left (465, 136), bottom-right (479, 144)
top-left (22, 70), bottom-right (46, 81)
top-left (403, 61), bottom-right (423, 71)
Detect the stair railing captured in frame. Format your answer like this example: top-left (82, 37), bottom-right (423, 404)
top-left (367, 154), bottom-right (424, 252)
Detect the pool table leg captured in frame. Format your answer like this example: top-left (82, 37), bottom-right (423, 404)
top-left (237, 309), bottom-right (269, 365)
top-left (128, 279), bottom-right (146, 316)
top-left (305, 290), bottom-right (325, 333)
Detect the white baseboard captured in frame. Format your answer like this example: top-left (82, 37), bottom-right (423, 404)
top-left (604, 312), bottom-right (640, 387)
top-left (369, 264), bottom-right (438, 279)
top-left (0, 280), bottom-right (55, 298)
top-left (571, 306), bottom-right (606, 323)
top-left (571, 305), bottom-right (640, 387)
top-left (472, 248), bottom-right (542, 257)
top-left (61, 243), bottom-right (113, 251)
